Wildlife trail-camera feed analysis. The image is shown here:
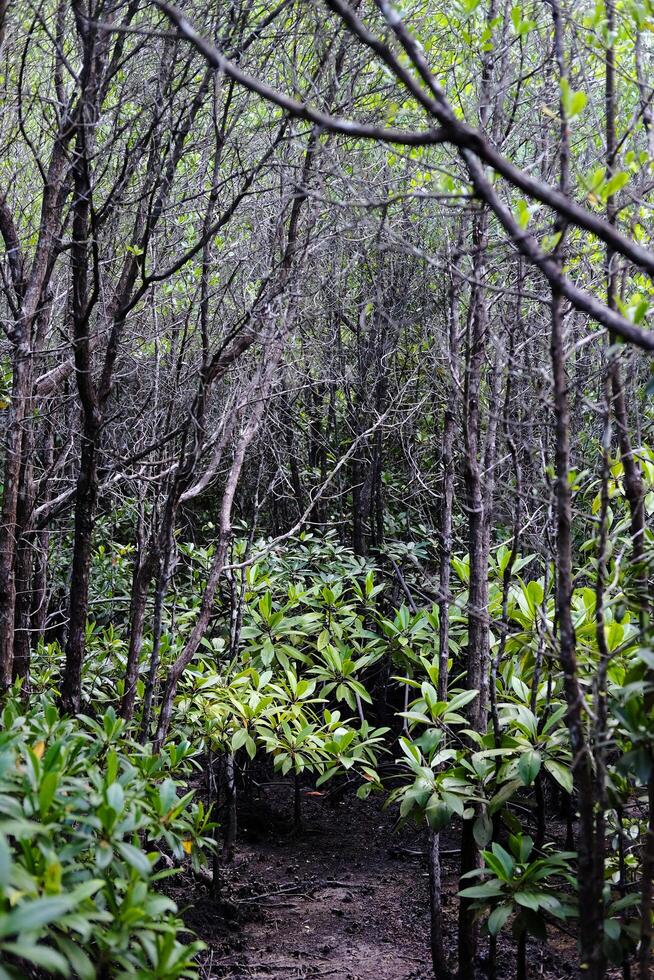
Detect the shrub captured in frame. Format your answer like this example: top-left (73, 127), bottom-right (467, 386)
top-left (0, 695), bottom-right (212, 979)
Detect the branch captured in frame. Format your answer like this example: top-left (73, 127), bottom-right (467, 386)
top-left (154, 0), bottom-right (654, 352)
top-left (0, 194), bottom-right (26, 309)
top-left (354, 0), bottom-right (654, 281)
top-left (153, 1), bottom-right (448, 147)
top-left (224, 393), bottom-right (427, 571)
top-left (461, 152), bottom-right (654, 350)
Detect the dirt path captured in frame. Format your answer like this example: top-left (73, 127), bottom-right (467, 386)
top-left (179, 788), bottom-right (436, 979)
top-left (174, 786), bottom-right (583, 979)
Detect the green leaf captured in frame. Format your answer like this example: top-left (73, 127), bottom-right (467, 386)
top-left (515, 890), bottom-right (546, 911)
top-left (568, 91), bottom-right (587, 117)
top-left (447, 690), bottom-right (478, 713)
top-left (231, 728), bottom-right (248, 752)
top-left (603, 171), bottom-right (629, 199)
top-left (635, 648), bottom-right (654, 670)
top-left (0, 835), bottom-right (11, 889)
top-left (317, 630), bottom-right (331, 651)
top-left (473, 811), bottom-right (493, 848)
top-left (490, 842), bottom-right (515, 878)
top-left (488, 904), bottom-right (512, 935)
top-left (44, 860), bottom-right (62, 895)
top-left (618, 747), bottom-right (653, 784)
top-left (1, 942), bottom-right (69, 975)
top-left (459, 882), bottom-right (506, 899)
top-left (561, 78), bottom-right (587, 118)
top-left (67, 879), bottom-right (104, 904)
top-left (115, 841), bottom-right (152, 877)
top-left (518, 749), bottom-right (541, 786)
top-left (544, 760), bottom-right (573, 794)
top-left (106, 781), bottom-right (124, 813)
top-left (515, 199), bottom-right (530, 230)
top-left (39, 772), bottom-right (58, 815)
top-left (0, 897), bottom-right (75, 938)
top-left (426, 797), bottom-right (452, 832)
top-left (509, 834), bottom-right (534, 863)
top-left (489, 778), bottom-right (522, 813)
top-left (54, 937), bottom-right (96, 980)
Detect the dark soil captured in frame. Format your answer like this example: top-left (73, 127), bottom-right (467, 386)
top-left (168, 782), bottom-right (604, 980)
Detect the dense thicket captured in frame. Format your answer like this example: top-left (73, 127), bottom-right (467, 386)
top-left (0, 0), bottom-right (653, 977)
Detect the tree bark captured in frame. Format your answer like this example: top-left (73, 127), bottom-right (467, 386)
top-left (551, 289), bottom-right (604, 980)
top-left (120, 542), bottom-right (158, 721)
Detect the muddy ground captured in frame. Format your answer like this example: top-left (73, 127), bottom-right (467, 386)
top-left (168, 782), bottom-right (598, 980)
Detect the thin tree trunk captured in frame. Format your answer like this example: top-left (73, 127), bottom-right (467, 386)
top-left (223, 752), bottom-right (237, 862)
top-left (551, 288), bottom-right (604, 980)
top-left (120, 543), bottom-right (157, 721)
top-left (61, 424), bottom-right (100, 714)
top-left (140, 545), bottom-right (172, 742)
top-left (458, 215), bottom-right (490, 980)
top-left (30, 425), bottom-right (54, 647)
top-left (154, 339), bottom-right (284, 749)
top-left (428, 829), bottom-right (450, 979)
top-left (438, 406), bottom-right (455, 704)
top-left (0, 344), bottom-right (31, 688)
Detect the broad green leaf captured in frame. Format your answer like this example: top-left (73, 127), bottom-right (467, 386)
top-left (518, 749), bottom-right (541, 786)
top-left (544, 760), bottom-right (573, 794)
top-left (1, 942), bottom-right (69, 975)
top-left (488, 904), bottom-right (512, 935)
top-left (0, 897), bottom-right (75, 938)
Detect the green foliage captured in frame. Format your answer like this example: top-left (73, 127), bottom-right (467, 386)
top-left (0, 696), bottom-right (211, 978)
top-left (459, 834), bottom-right (577, 940)
top-left (21, 500), bottom-right (654, 972)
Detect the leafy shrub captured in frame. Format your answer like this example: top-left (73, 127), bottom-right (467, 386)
top-left (0, 695), bottom-right (212, 979)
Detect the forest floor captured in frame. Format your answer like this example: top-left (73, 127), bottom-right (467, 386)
top-left (169, 783), bottom-right (592, 980)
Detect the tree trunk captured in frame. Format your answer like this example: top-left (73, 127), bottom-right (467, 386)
top-left (551, 289), bottom-right (604, 980)
top-left (458, 215), bottom-right (490, 980)
top-left (140, 548), bottom-right (171, 742)
top-left (120, 545), bottom-right (157, 721)
top-left (0, 343), bottom-right (31, 688)
top-left (61, 423), bottom-right (100, 714)
top-left (30, 425), bottom-right (54, 647)
top-left (428, 829), bottom-right (450, 979)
